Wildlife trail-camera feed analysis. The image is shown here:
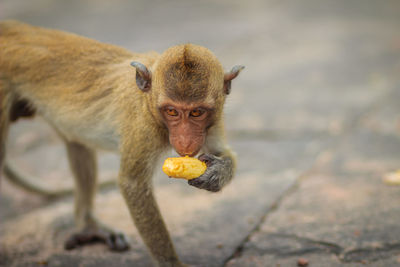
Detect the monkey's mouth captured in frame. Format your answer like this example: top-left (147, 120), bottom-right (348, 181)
top-left (176, 149), bottom-right (200, 158)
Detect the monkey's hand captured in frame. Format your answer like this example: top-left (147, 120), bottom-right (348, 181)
top-left (188, 154), bottom-right (233, 192)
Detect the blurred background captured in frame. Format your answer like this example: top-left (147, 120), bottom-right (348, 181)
top-left (1, 0), bottom-right (400, 266)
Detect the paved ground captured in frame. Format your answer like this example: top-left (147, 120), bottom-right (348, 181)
top-left (1, 0), bottom-right (400, 266)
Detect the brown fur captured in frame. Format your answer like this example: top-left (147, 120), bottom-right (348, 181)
top-left (163, 45), bottom-right (210, 102)
top-left (0, 20), bottom-right (243, 267)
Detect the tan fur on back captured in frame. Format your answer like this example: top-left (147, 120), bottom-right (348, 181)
top-left (0, 20), bottom-right (160, 151)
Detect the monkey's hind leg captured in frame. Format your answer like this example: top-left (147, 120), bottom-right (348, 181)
top-left (0, 87), bottom-right (11, 185)
top-left (64, 141), bottom-right (129, 251)
top-left (0, 112), bottom-right (8, 184)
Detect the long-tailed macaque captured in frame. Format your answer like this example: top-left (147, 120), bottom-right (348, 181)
top-left (0, 20), bottom-right (244, 267)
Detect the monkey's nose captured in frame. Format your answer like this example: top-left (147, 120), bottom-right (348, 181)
top-left (177, 140), bottom-right (191, 153)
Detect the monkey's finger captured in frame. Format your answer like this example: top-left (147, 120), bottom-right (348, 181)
top-left (114, 233), bottom-right (130, 251)
top-left (188, 178), bottom-right (220, 192)
top-left (189, 170), bottom-right (222, 192)
top-left (188, 177), bottom-right (205, 187)
top-left (105, 233), bottom-right (130, 252)
top-left (198, 154), bottom-right (214, 166)
top-left (188, 177), bottom-right (211, 189)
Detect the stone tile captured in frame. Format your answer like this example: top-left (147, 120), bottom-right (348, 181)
top-left (228, 130), bottom-right (400, 266)
top-left (1, 133), bottom-right (324, 266)
top-left (227, 252), bottom-right (343, 267)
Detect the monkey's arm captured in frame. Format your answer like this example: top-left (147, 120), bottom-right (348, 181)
top-left (118, 134), bottom-right (185, 267)
top-left (188, 124), bottom-right (236, 192)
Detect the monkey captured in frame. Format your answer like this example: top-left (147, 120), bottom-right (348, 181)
top-left (0, 20), bottom-right (244, 267)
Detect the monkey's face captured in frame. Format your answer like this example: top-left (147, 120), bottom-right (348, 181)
top-left (130, 44), bottom-right (244, 157)
top-left (159, 102), bottom-right (213, 157)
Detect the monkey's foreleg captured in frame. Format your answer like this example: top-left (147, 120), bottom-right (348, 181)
top-left (119, 162), bottom-right (186, 267)
top-left (64, 141), bottom-right (129, 251)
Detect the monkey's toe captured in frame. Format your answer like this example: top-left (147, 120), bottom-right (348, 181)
top-left (64, 228), bottom-right (130, 252)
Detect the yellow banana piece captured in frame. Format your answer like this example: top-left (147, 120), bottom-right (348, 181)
top-left (162, 156), bottom-right (207, 180)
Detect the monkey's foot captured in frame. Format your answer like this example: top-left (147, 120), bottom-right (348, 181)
top-left (64, 226), bottom-right (130, 251)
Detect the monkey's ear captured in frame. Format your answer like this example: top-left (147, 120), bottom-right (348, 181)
top-left (223, 65), bottom-right (245, 95)
top-left (130, 61), bottom-right (152, 92)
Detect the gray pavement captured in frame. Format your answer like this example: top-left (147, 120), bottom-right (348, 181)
top-left (1, 0), bottom-right (400, 266)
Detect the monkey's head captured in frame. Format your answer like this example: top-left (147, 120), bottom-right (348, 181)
top-left (131, 44), bottom-right (243, 157)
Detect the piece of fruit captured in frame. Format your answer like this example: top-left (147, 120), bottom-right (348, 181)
top-left (162, 156), bottom-right (207, 180)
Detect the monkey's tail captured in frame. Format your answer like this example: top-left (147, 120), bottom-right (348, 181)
top-left (3, 160), bottom-right (117, 199)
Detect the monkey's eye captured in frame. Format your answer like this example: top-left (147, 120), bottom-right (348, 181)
top-left (166, 107), bottom-right (178, 116)
top-left (190, 109), bottom-right (205, 117)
